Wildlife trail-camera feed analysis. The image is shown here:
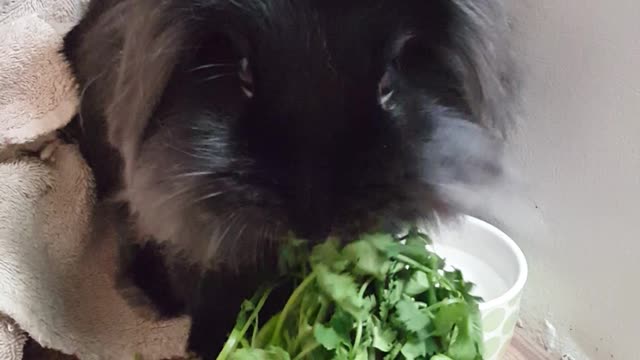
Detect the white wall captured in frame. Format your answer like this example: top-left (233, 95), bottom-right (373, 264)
top-left (501, 0), bottom-right (640, 358)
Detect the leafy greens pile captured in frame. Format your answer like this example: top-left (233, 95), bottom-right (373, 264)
top-left (217, 230), bottom-right (484, 360)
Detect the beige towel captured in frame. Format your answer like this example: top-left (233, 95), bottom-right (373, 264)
top-left (0, 1), bottom-right (190, 359)
top-left (0, 314), bottom-right (26, 360)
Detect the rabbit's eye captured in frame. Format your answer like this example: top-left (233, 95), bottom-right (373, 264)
top-left (378, 70), bottom-right (395, 111)
top-left (239, 57), bottom-right (253, 98)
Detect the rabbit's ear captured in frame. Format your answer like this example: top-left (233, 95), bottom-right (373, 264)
top-left (104, 0), bottom-right (188, 180)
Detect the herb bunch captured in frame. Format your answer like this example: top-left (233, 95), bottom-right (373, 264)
top-left (217, 230), bottom-right (484, 360)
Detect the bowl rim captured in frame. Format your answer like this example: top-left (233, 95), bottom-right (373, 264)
top-left (459, 216), bottom-right (528, 311)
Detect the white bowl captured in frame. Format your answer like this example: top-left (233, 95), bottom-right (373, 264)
top-left (429, 216), bottom-right (528, 360)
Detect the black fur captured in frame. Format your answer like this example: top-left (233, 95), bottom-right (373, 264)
top-left (61, 0), bottom-right (518, 358)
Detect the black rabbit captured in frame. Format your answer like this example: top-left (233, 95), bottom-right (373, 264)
top-left (61, 0), bottom-right (518, 358)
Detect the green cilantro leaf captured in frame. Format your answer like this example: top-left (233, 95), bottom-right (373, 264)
top-left (446, 317), bottom-right (480, 360)
top-left (330, 308), bottom-right (355, 343)
top-left (314, 324), bottom-right (343, 350)
top-left (404, 271), bottom-right (431, 296)
top-left (314, 264), bottom-right (365, 319)
top-left (433, 299), bottom-right (468, 336)
top-left (343, 240), bottom-right (390, 280)
top-left (395, 299), bottom-right (431, 333)
top-left (401, 336), bottom-right (428, 360)
top-left (219, 228), bottom-right (484, 360)
top-left (371, 317), bottom-right (397, 353)
top-left (431, 355), bottom-right (454, 360)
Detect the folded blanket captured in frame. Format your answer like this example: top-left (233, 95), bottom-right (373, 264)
top-left (0, 314), bottom-right (27, 359)
top-left (0, 1), bottom-right (190, 359)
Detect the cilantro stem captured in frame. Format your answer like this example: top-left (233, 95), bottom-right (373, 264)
top-left (350, 279), bottom-right (372, 359)
top-left (299, 294), bottom-right (311, 331)
top-left (251, 313), bottom-right (259, 346)
top-left (291, 327), bottom-right (314, 354)
top-left (427, 257), bottom-right (439, 305)
top-left (216, 287), bottom-right (272, 360)
top-left (358, 279), bottom-right (372, 298)
top-left (352, 322), bottom-right (364, 360)
top-left (315, 298), bottom-right (329, 324)
top-left (270, 273), bottom-right (317, 345)
top-left (254, 313), bottom-right (279, 347)
top-left (292, 343), bottom-right (321, 360)
top-left (427, 277), bottom-right (438, 306)
top-left (388, 342), bottom-right (403, 359)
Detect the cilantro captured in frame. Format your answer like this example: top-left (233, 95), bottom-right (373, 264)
top-left (395, 299), bottom-right (431, 333)
top-left (401, 335), bottom-right (428, 360)
top-left (371, 317), bottom-right (397, 352)
top-left (314, 324), bottom-right (342, 350)
top-left (229, 347), bottom-right (291, 360)
top-left (404, 271), bottom-right (431, 297)
top-left (217, 229), bottom-right (484, 360)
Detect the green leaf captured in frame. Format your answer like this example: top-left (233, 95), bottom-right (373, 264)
top-left (431, 355), bottom-right (454, 360)
top-left (400, 336), bottom-right (427, 360)
top-left (402, 234), bottom-right (431, 261)
top-left (313, 324), bottom-right (342, 350)
top-left (254, 314), bottom-right (279, 348)
top-left (310, 240), bottom-right (348, 272)
top-left (372, 324), bottom-right (397, 353)
top-left (446, 318), bottom-right (480, 360)
top-left (343, 240), bottom-right (390, 279)
top-left (330, 308), bottom-right (355, 343)
top-left (433, 300), bottom-right (467, 336)
top-left (314, 265), bottom-right (365, 319)
top-left (413, 230), bottom-right (433, 244)
top-left (423, 337), bottom-right (439, 355)
top-left (220, 230), bottom-right (484, 360)
top-left (334, 346), bottom-right (351, 360)
top-left (278, 236), bottom-right (309, 274)
top-left (404, 271), bottom-right (431, 296)
top-left (361, 233), bottom-right (395, 251)
top-left (229, 347), bottom-right (291, 360)
top-left (353, 348), bottom-right (369, 360)
top-left (383, 343), bottom-right (403, 360)
top-left (444, 269), bottom-right (466, 287)
top-left (395, 299), bottom-right (430, 333)
top-left (387, 279), bottom-right (404, 305)
top-left (242, 300), bottom-right (256, 313)
top-left (363, 233), bottom-right (404, 262)
top-left (469, 310), bottom-right (484, 350)
top-left (378, 293), bottom-right (392, 322)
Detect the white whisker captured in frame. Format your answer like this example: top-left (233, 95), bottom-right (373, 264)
top-left (166, 144), bottom-right (213, 161)
top-left (206, 211), bottom-right (238, 259)
top-left (218, 212), bottom-right (240, 245)
top-left (154, 185), bottom-right (198, 206)
top-left (77, 73), bottom-right (104, 132)
top-left (173, 171), bottom-right (217, 179)
top-left (201, 73), bottom-right (236, 82)
top-left (234, 223), bottom-right (248, 247)
top-left (190, 63), bottom-right (236, 72)
top-left (194, 191), bottom-right (225, 203)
